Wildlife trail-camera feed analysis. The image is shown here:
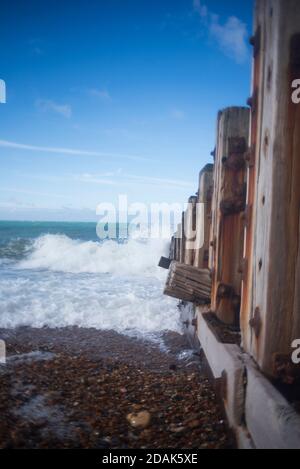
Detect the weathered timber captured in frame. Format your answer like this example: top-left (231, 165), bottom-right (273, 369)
top-left (240, 0), bottom-right (300, 377)
top-left (184, 196), bottom-right (197, 266)
top-left (164, 261), bottom-right (211, 304)
top-left (169, 236), bottom-right (176, 261)
top-left (174, 223), bottom-right (181, 262)
top-left (209, 107), bottom-right (250, 325)
top-left (179, 213), bottom-right (186, 264)
top-left (193, 164), bottom-right (214, 269)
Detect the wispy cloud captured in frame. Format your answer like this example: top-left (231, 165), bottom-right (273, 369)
top-left (36, 99), bottom-right (72, 118)
top-left (210, 15), bottom-right (249, 63)
top-left (0, 80), bottom-right (5, 103)
top-left (74, 173), bottom-right (117, 186)
top-left (124, 174), bottom-right (193, 188)
top-left (170, 108), bottom-right (186, 120)
top-left (0, 187), bottom-right (67, 199)
top-left (76, 171), bottom-right (194, 190)
top-left (0, 139), bottom-right (150, 162)
top-left (193, 0), bottom-right (208, 18)
top-left (0, 200), bottom-right (38, 210)
top-left (28, 38), bottom-right (44, 56)
top-left (101, 128), bottom-right (137, 141)
top-left (88, 88), bottom-right (111, 101)
top-left (193, 0), bottom-right (249, 63)
top-left (0, 202), bottom-right (98, 221)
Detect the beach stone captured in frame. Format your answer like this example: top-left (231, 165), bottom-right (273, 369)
top-left (126, 410), bottom-right (151, 429)
top-left (169, 424), bottom-right (186, 434)
top-left (0, 327), bottom-right (233, 449)
top-left (187, 419), bottom-right (201, 429)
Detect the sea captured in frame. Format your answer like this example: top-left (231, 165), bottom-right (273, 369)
top-left (0, 221), bottom-right (181, 340)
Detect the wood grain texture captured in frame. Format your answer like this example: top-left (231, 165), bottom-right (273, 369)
top-left (184, 196), bottom-right (198, 266)
top-left (241, 0), bottom-right (300, 376)
top-left (164, 262), bottom-right (211, 304)
top-left (209, 107), bottom-right (250, 325)
top-left (193, 165), bottom-right (214, 269)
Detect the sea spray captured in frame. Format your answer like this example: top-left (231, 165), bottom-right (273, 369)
top-left (17, 233), bottom-right (170, 278)
top-left (0, 224), bottom-right (181, 338)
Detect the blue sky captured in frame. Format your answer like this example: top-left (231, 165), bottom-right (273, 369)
top-left (0, 0), bottom-right (253, 221)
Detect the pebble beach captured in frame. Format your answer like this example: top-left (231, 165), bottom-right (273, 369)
top-left (0, 327), bottom-right (234, 449)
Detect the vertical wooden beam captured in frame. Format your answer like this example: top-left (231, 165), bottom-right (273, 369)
top-left (241, 0), bottom-right (300, 377)
top-left (193, 164), bottom-right (214, 269)
top-left (209, 107), bottom-right (250, 325)
top-left (184, 196), bottom-right (198, 266)
top-left (240, 0), bottom-right (263, 357)
top-left (179, 213), bottom-right (185, 264)
top-left (174, 224), bottom-right (181, 262)
top-left (169, 235), bottom-right (176, 261)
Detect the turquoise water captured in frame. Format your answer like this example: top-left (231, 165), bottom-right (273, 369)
top-left (0, 221), bottom-right (99, 262)
top-left (0, 220), bottom-right (99, 243)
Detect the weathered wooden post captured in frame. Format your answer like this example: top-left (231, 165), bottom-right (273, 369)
top-left (184, 196), bottom-right (197, 266)
top-left (193, 164), bottom-right (214, 269)
top-left (209, 107), bottom-right (250, 325)
top-left (163, 191), bottom-right (213, 304)
top-left (174, 223), bottom-right (181, 262)
top-left (169, 235), bottom-right (175, 261)
top-left (179, 213), bottom-right (186, 265)
top-left (241, 0), bottom-right (300, 378)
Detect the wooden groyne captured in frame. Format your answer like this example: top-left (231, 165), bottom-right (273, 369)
top-left (164, 262), bottom-right (211, 304)
top-left (159, 0), bottom-right (300, 449)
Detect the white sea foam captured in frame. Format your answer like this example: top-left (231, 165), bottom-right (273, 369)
top-left (0, 234), bottom-right (181, 337)
top-left (17, 234), bottom-right (169, 278)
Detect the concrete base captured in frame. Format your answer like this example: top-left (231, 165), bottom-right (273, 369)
top-left (195, 307), bottom-right (300, 449)
top-left (245, 357), bottom-right (300, 449)
top-left (179, 302), bottom-right (200, 350)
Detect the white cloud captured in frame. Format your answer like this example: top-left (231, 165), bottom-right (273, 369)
top-left (88, 88), bottom-right (111, 101)
top-left (36, 99), bottom-right (72, 118)
top-left (74, 173), bottom-right (117, 186)
top-left (0, 204), bottom-right (98, 222)
top-left (101, 128), bottom-right (137, 140)
top-left (76, 171), bottom-right (194, 190)
top-left (28, 39), bottom-right (44, 56)
top-left (0, 79), bottom-right (6, 103)
top-left (210, 15), bottom-right (248, 63)
top-left (0, 187), bottom-right (67, 199)
top-left (170, 108), bottom-right (186, 120)
top-left (125, 174), bottom-right (193, 188)
top-left (193, 0), bottom-right (249, 63)
top-left (0, 200), bottom-right (37, 210)
top-left (193, 0), bottom-right (208, 18)
top-left (0, 139), bottom-right (150, 162)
